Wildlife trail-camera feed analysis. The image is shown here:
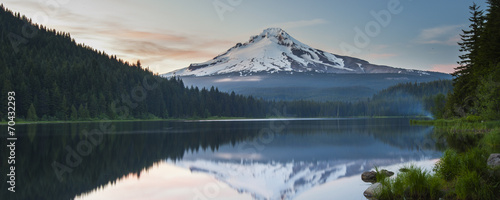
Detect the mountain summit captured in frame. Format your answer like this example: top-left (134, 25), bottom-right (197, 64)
top-left (165, 28), bottom-right (428, 77)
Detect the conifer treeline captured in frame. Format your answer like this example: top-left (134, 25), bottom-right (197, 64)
top-left (0, 5), bottom-right (451, 120)
top-left (445, 0), bottom-right (500, 119)
top-left (276, 80), bottom-right (452, 118)
top-left (0, 5), bottom-right (267, 120)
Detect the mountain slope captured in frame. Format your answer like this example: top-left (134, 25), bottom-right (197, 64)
top-left (165, 28), bottom-right (431, 77)
top-left (162, 28), bottom-right (451, 101)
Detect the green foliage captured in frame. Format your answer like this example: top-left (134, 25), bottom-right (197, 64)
top-left (465, 115), bottom-right (483, 122)
top-left (481, 128), bottom-right (500, 153)
top-left (70, 105), bottom-right (78, 120)
top-left (475, 64), bottom-right (500, 120)
top-left (78, 104), bottom-right (90, 120)
top-left (431, 93), bottom-right (446, 119)
top-left (446, 1), bottom-right (500, 120)
top-left (455, 170), bottom-right (495, 200)
top-left (378, 165), bottom-right (444, 200)
top-left (435, 149), bottom-right (461, 181)
top-left (26, 103), bottom-right (38, 121)
top-left (404, 119), bottom-right (500, 199)
top-left (434, 146), bottom-right (498, 199)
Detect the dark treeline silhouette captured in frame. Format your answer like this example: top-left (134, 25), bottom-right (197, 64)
top-left (0, 5), bottom-right (267, 120)
top-left (445, 0), bottom-right (500, 119)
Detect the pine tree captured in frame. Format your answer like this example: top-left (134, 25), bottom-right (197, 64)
top-left (27, 103), bottom-right (38, 121)
top-left (479, 0), bottom-right (500, 67)
top-left (70, 105), bottom-right (78, 120)
top-left (78, 104), bottom-right (90, 119)
top-left (456, 3), bottom-right (485, 69)
top-left (447, 3), bottom-right (485, 117)
top-left (475, 0), bottom-right (500, 119)
top-left (56, 95), bottom-right (69, 120)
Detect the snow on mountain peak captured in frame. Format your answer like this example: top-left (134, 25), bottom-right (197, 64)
top-left (261, 27), bottom-right (286, 36)
top-left (176, 160), bottom-right (349, 200)
top-left (163, 28), bottom-right (429, 77)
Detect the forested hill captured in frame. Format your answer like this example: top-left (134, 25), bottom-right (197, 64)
top-left (278, 80), bottom-right (452, 118)
top-left (0, 5), bottom-right (455, 120)
top-left (373, 80), bottom-right (453, 100)
top-left (0, 5), bottom-right (267, 120)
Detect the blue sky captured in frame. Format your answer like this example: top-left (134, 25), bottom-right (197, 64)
top-left (2, 0), bottom-right (488, 74)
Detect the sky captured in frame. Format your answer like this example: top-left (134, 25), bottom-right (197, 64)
top-left (2, 0), bottom-right (489, 74)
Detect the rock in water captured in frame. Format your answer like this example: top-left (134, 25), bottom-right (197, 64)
top-left (364, 182), bottom-right (382, 199)
top-left (361, 170), bottom-right (394, 183)
top-left (399, 167), bottom-right (410, 172)
top-left (361, 171), bottom-right (377, 183)
top-left (380, 169), bottom-right (395, 177)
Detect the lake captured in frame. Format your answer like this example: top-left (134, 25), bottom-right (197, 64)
top-left (0, 118), bottom-right (444, 200)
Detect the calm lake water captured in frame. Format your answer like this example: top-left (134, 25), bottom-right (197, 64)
top-left (1, 118), bottom-right (444, 200)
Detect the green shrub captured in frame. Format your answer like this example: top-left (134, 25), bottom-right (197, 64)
top-left (481, 128), bottom-right (500, 153)
top-left (435, 148), bottom-right (488, 180)
top-left (434, 149), bottom-right (460, 181)
top-left (378, 165), bottom-right (444, 200)
top-left (465, 115), bottom-right (483, 122)
top-left (455, 170), bottom-right (495, 200)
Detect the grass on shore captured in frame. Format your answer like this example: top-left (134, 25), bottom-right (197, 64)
top-left (377, 119), bottom-right (500, 200)
top-left (377, 165), bottom-right (444, 200)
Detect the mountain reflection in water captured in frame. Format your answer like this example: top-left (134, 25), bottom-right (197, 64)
top-left (0, 118), bottom-right (443, 200)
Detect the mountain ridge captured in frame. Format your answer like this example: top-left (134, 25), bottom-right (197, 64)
top-left (164, 28), bottom-right (434, 77)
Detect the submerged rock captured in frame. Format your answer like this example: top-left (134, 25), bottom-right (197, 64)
top-left (361, 171), bottom-right (377, 183)
top-left (361, 170), bottom-right (394, 183)
top-left (363, 182), bottom-right (382, 199)
top-left (380, 169), bottom-right (395, 177)
top-left (399, 167), bottom-right (410, 172)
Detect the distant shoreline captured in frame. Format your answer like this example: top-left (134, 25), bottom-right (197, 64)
top-left (0, 116), bottom-right (432, 125)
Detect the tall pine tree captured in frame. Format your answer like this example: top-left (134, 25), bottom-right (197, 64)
top-left (447, 3), bottom-right (485, 117)
top-left (27, 103), bottom-right (38, 121)
top-left (446, 0), bottom-right (500, 119)
top-left (475, 0), bottom-right (500, 119)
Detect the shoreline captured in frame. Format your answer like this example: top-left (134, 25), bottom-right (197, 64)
top-left (377, 118), bottom-right (500, 199)
top-left (0, 115), bottom-right (432, 125)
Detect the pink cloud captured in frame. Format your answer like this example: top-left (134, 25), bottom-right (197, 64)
top-left (415, 25), bottom-right (463, 46)
top-left (429, 64), bottom-right (457, 74)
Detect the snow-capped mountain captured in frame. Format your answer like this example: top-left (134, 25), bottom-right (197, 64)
top-left (174, 157), bottom-right (433, 200)
top-left (164, 28), bottom-right (429, 77)
top-left (176, 160), bottom-right (350, 200)
top-left (161, 28), bottom-right (451, 101)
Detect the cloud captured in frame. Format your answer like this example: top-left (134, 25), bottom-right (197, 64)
top-left (269, 18), bottom-right (328, 29)
top-left (42, 12), bottom-right (233, 71)
top-left (415, 25), bottom-right (463, 46)
top-left (429, 64), bottom-right (457, 74)
top-left (112, 40), bottom-right (215, 59)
